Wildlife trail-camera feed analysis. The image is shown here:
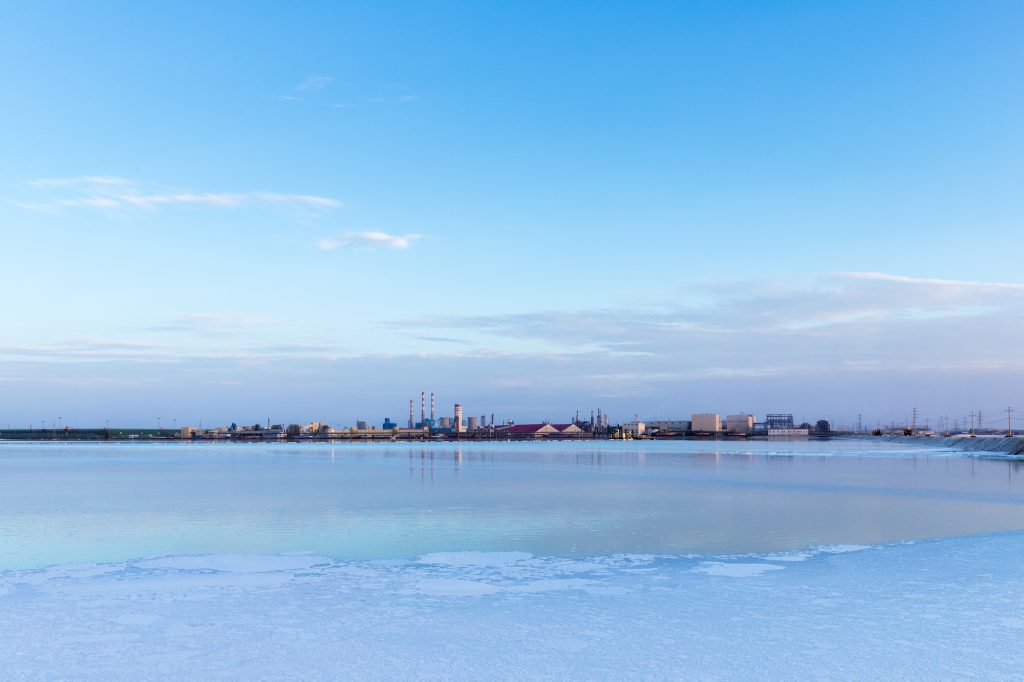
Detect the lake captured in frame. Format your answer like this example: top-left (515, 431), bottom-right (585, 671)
top-left (3, 438), bottom-right (1023, 569)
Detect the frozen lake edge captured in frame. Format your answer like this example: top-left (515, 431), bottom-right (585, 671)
top-left (3, 531), bottom-right (1023, 681)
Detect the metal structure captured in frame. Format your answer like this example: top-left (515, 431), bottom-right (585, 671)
top-left (765, 414), bottom-right (795, 430)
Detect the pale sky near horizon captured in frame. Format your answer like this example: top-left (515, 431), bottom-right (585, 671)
top-left (1, 1), bottom-right (1022, 429)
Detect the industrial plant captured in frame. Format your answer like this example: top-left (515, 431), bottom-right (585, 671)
top-left (0, 389), bottom-right (836, 442)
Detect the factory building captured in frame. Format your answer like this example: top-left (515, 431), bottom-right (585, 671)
top-left (767, 427), bottom-right (809, 437)
top-left (621, 421), bottom-right (646, 437)
top-left (726, 414), bottom-right (755, 434)
top-left (764, 413), bottom-right (807, 437)
top-left (691, 414), bottom-right (722, 433)
top-left (645, 420), bottom-right (691, 434)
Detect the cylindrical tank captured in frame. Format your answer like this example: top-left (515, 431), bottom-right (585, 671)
top-left (454, 404), bottom-right (464, 433)
top-left (468, 416), bottom-right (479, 431)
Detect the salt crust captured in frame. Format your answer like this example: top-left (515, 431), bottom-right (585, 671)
top-left (2, 534), bottom-right (1024, 680)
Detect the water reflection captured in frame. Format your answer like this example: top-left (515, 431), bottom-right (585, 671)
top-left (0, 439), bottom-right (1022, 570)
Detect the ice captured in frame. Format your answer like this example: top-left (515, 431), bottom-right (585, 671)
top-left (694, 561), bottom-right (785, 577)
top-left (416, 578), bottom-right (502, 597)
top-left (132, 554), bottom-right (330, 573)
top-left (416, 551), bottom-right (533, 567)
top-left (511, 578), bottom-right (594, 593)
top-left (817, 544), bottom-right (872, 554)
top-left (2, 532), bottom-right (1024, 679)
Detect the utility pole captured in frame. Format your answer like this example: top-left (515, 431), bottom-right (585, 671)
top-left (970, 411), bottom-right (976, 436)
top-left (1008, 407), bottom-right (1015, 437)
top-left (911, 407), bottom-right (918, 435)
top-left (857, 413), bottom-right (863, 433)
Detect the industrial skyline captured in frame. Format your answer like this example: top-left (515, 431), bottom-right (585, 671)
top-left (8, 391), bottom-right (1024, 439)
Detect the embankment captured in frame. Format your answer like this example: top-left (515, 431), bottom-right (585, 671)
top-left (873, 434), bottom-right (1024, 456)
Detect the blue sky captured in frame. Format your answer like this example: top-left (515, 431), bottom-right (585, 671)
top-left (1, 1), bottom-right (1022, 429)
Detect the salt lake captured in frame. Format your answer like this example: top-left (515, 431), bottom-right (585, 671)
top-left (1, 439), bottom-right (1022, 569)
top-left (2, 439), bottom-right (1023, 680)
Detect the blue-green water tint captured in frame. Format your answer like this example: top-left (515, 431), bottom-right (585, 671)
top-left (2, 439), bottom-right (1023, 570)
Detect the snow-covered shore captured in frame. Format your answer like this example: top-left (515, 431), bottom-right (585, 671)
top-left (868, 434), bottom-right (1024, 456)
top-left (3, 533), bottom-right (1024, 680)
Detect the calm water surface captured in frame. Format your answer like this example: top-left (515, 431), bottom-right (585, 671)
top-left (2, 439), bottom-right (1023, 569)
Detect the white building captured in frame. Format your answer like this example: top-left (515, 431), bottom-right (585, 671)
top-left (726, 414), bottom-right (755, 434)
top-left (646, 420), bottom-right (691, 433)
top-left (621, 421), bottom-right (646, 436)
top-left (691, 414), bottom-right (722, 433)
top-left (767, 428), bottom-right (809, 437)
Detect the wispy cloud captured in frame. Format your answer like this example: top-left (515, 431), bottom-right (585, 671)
top-left (317, 231), bottom-right (422, 251)
top-left (295, 75), bottom-right (333, 92)
top-left (28, 175), bottom-right (132, 188)
top-left (279, 76), bottom-right (419, 111)
top-left (841, 271), bottom-right (1024, 291)
top-left (15, 176), bottom-right (341, 214)
top-left (392, 272), bottom-right (1024, 375)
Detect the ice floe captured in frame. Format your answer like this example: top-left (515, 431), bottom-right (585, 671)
top-left (693, 562), bottom-right (786, 577)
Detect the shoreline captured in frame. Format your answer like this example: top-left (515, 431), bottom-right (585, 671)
top-left (858, 433), bottom-right (1024, 457)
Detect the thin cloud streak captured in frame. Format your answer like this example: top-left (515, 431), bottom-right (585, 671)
top-left (295, 75), bottom-right (333, 92)
top-left (318, 231), bottom-right (422, 250)
top-left (842, 271), bottom-right (1024, 291)
top-left (15, 176), bottom-right (341, 213)
top-left (27, 175), bottom-right (132, 188)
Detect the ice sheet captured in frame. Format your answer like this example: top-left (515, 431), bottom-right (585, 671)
top-left (2, 532), bottom-right (1023, 680)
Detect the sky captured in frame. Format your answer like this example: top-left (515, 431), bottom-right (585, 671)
top-left (1, 1), bottom-right (1022, 430)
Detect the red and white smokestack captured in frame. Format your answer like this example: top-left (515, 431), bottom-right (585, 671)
top-left (421, 391), bottom-right (426, 425)
top-left (430, 392), bottom-right (435, 421)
